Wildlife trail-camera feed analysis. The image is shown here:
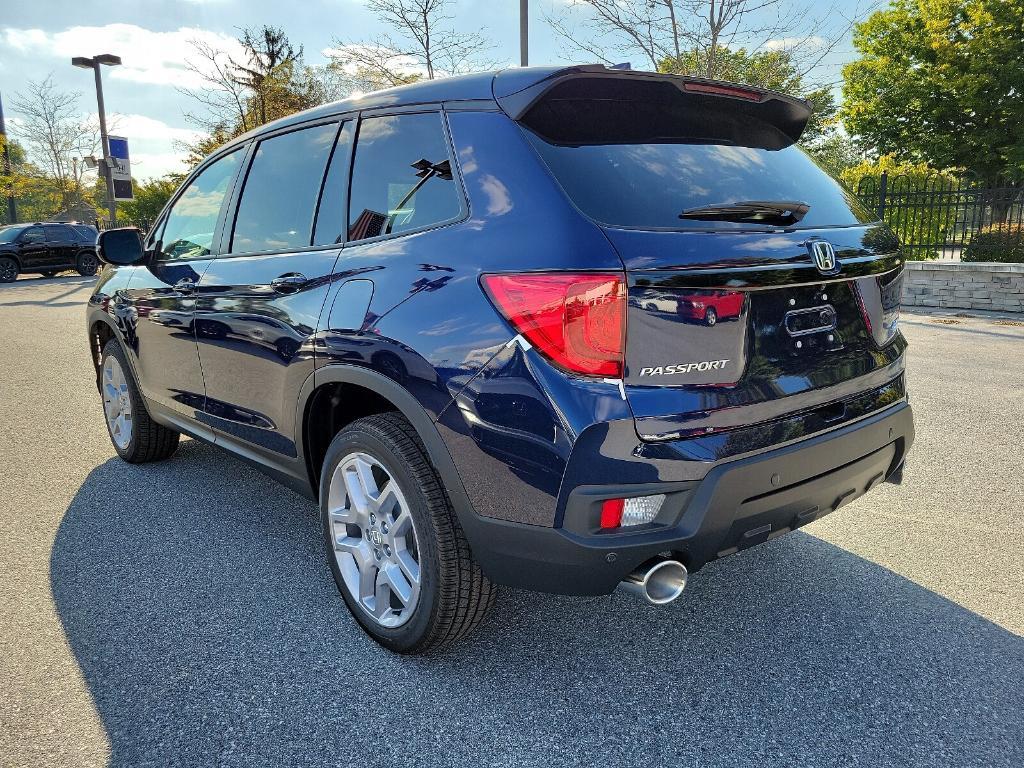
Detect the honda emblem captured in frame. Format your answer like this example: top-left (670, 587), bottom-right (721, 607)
top-left (808, 240), bottom-right (838, 273)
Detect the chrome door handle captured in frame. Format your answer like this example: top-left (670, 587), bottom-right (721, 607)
top-left (271, 273), bottom-right (308, 291)
top-left (173, 278), bottom-right (196, 294)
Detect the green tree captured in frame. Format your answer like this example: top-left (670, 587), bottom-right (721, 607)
top-left (660, 46), bottom-right (837, 145)
top-left (841, 0), bottom-right (1024, 184)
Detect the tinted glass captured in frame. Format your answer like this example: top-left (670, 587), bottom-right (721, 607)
top-left (313, 122), bottom-right (354, 246)
top-left (348, 112), bottom-right (461, 242)
top-left (20, 227), bottom-right (44, 243)
top-left (44, 225), bottom-right (72, 242)
top-left (522, 88), bottom-right (874, 231)
top-left (71, 225), bottom-right (97, 242)
top-left (232, 123), bottom-right (338, 253)
top-left (0, 226), bottom-right (23, 243)
top-left (159, 148), bottom-right (242, 260)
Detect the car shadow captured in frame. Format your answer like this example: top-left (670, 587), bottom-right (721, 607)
top-left (51, 441), bottom-right (1023, 767)
top-left (0, 276), bottom-right (97, 308)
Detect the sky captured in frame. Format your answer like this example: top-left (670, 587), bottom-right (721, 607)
top-left (0, 0), bottom-right (872, 180)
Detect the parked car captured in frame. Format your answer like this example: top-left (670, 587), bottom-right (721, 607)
top-left (0, 222), bottom-right (99, 281)
top-left (677, 289), bottom-right (745, 325)
top-left (86, 65), bottom-right (913, 654)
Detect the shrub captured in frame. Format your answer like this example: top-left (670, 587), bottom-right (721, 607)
top-left (962, 224), bottom-right (1024, 263)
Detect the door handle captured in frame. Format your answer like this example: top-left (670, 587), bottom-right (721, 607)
top-left (173, 278), bottom-right (196, 294)
top-left (271, 273), bottom-right (308, 291)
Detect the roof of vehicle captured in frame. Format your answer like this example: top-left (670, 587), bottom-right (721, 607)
top-left (218, 65), bottom-right (810, 153)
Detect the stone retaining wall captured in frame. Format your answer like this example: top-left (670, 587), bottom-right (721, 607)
top-left (901, 261), bottom-right (1024, 313)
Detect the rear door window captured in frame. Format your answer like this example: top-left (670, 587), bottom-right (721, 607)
top-left (347, 112), bottom-right (462, 242)
top-left (231, 122), bottom-right (338, 254)
top-left (43, 224), bottom-right (72, 242)
top-left (521, 79), bottom-right (873, 231)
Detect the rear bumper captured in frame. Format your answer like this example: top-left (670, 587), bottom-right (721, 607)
top-left (461, 401), bottom-right (914, 595)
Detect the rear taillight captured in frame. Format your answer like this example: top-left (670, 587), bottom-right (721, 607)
top-left (482, 272), bottom-right (625, 377)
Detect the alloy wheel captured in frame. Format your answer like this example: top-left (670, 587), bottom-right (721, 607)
top-left (327, 452), bottom-right (422, 628)
top-left (102, 355), bottom-right (133, 449)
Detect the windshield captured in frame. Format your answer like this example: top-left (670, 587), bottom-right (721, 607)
top-left (524, 133), bottom-right (874, 231)
top-left (0, 226), bottom-right (25, 243)
top-left (518, 79), bottom-right (874, 231)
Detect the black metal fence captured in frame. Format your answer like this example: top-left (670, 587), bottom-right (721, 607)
top-left (854, 172), bottom-right (1024, 260)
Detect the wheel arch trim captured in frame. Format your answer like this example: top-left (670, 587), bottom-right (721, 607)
top-left (296, 364), bottom-right (479, 530)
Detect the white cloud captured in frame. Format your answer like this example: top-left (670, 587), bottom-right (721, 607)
top-left (105, 113), bottom-right (201, 145)
top-left (0, 24), bottom-right (244, 89)
top-left (762, 36), bottom-right (826, 51)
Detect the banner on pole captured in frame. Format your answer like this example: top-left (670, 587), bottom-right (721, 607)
top-left (108, 136), bottom-right (133, 200)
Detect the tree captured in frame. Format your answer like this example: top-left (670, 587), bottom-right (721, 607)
top-left (180, 26), bottom-right (330, 165)
top-left (10, 75), bottom-right (100, 209)
top-left (546, 1), bottom-right (851, 79)
top-left (328, 0), bottom-right (494, 86)
top-left (841, 0), bottom-right (1024, 184)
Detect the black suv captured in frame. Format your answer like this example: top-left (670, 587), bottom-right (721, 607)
top-left (0, 222), bottom-right (99, 281)
top-left (87, 66), bottom-right (914, 654)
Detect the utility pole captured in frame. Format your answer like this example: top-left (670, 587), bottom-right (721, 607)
top-left (0, 91), bottom-right (16, 224)
top-left (520, 0), bottom-right (529, 66)
top-left (72, 54), bottom-right (121, 227)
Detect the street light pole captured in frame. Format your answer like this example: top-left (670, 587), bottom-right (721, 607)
top-left (72, 54), bottom-right (121, 227)
top-left (520, 0), bottom-right (529, 67)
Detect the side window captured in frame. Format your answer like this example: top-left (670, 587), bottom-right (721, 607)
top-left (312, 121), bottom-right (355, 246)
top-left (44, 225), bottom-right (69, 243)
top-left (20, 227), bottom-right (44, 244)
top-left (348, 112), bottom-right (461, 242)
top-left (231, 122), bottom-right (338, 254)
top-left (158, 148), bottom-right (242, 261)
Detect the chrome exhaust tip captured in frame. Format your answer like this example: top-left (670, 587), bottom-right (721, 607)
top-left (617, 559), bottom-right (688, 605)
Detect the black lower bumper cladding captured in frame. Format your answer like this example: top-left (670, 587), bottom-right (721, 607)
top-left (462, 402), bottom-right (914, 595)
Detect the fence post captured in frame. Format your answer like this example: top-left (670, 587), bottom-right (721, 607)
top-left (877, 170), bottom-right (889, 219)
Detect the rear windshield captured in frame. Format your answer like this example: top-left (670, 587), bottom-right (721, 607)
top-left (520, 79), bottom-right (874, 231)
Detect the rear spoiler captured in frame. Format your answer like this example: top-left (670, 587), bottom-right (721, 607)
top-left (493, 65), bottom-right (813, 144)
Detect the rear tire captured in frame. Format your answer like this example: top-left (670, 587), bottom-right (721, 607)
top-left (99, 339), bottom-right (180, 463)
top-left (320, 412), bottom-right (495, 654)
top-left (0, 257), bottom-right (17, 283)
top-left (76, 251), bottom-right (98, 277)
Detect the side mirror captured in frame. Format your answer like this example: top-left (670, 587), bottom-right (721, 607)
top-left (97, 227), bottom-right (145, 266)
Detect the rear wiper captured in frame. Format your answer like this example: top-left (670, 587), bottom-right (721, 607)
top-left (679, 200), bottom-right (810, 225)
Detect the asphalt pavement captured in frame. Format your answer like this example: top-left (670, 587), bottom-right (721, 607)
top-left (1, 274), bottom-right (1022, 768)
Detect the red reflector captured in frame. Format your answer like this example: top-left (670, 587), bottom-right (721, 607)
top-left (600, 498), bottom-right (625, 529)
top-left (482, 272), bottom-right (625, 377)
top-left (682, 81), bottom-right (764, 102)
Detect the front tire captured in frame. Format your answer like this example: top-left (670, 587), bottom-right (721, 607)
top-left (320, 412), bottom-right (495, 654)
top-left (0, 257), bottom-right (18, 283)
top-left (76, 250), bottom-right (98, 277)
top-left (99, 339), bottom-right (180, 463)
top-left (704, 307), bottom-right (718, 327)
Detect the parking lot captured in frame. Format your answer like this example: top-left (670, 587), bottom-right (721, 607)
top-left (1, 275), bottom-right (1022, 768)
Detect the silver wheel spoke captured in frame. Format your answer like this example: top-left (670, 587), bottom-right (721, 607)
top-left (381, 562), bottom-right (414, 607)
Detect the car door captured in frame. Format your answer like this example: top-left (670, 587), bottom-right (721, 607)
top-left (16, 226), bottom-right (50, 270)
top-left (193, 120), bottom-right (349, 460)
top-left (120, 147), bottom-right (244, 427)
top-left (43, 224), bottom-right (75, 269)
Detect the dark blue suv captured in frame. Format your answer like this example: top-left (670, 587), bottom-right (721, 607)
top-left (87, 66), bottom-right (913, 653)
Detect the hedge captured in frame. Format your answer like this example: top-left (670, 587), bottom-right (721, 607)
top-left (962, 224), bottom-right (1024, 263)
